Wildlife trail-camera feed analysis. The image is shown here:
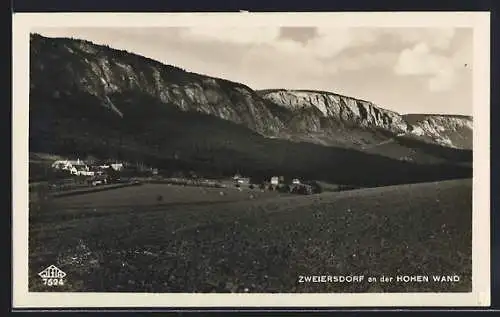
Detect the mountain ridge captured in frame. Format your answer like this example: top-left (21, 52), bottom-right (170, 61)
top-left (28, 33), bottom-right (472, 186)
top-left (258, 89), bottom-right (472, 150)
top-left (30, 33), bottom-right (472, 151)
top-left (258, 89), bottom-right (472, 118)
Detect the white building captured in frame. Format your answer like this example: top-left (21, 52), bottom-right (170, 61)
top-left (110, 163), bottom-right (124, 171)
top-left (235, 177), bottom-right (250, 184)
top-left (292, 178), bottom-right (301, 185)
top-left (71, 165), bottom-right (94, 176)
top-left (51, 159), bottom-right (74, 170)
top-left (52, 159), bottom-right (93, 176)
top-left (270, 176), bottom-right (279, 185)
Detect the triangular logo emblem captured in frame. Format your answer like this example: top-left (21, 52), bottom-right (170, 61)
top-left (38, 265), bottom-right (66, 279)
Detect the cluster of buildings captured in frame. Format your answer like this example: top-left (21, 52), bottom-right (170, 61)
top-left (50, 159), bottom-right (308, 191)
top-left (232, 174), bottom-right (250, 185)
top-left (233, 174), bottom-right (301, 187)
top-left (51, 159), bottom-right (124, 177)
top-left (270, 176), bottom-right (301, 186)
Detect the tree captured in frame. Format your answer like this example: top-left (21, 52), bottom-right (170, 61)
top-left (107, 167), bottom-right (121, 183)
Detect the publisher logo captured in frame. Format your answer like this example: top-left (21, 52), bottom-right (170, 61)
top-left (38, 265), bottom-right (66, 286)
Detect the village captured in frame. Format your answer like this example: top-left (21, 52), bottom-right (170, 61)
top-left (50, 158), bottom-right (128, 186)
top-left (45, 157), bottom-right (320, 195)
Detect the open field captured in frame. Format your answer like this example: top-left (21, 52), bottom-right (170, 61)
top-left (28, 179), bottom-right (472, 293)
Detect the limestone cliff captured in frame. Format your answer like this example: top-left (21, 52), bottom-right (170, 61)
top-left (30, 34), bottom-right (284, 136)
top-left (30, 34), bottom-right (472, 152)
top-left (259, 90), bottom-right (472, 149)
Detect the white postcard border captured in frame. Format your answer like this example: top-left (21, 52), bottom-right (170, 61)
top-left (12, 11), bottom-right (491, 308)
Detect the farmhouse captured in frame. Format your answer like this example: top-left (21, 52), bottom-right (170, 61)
top-left (233, 174), bottom-right (250, 187)
top-left (51, 159), bottom-right (78, 170)
top-left (270, 176), bottom-right (279, 185)
top-left (51, 159), bottom-right (93, 176)
top-left (72, 164), bottom-right (94, 176)
top-left (110, 163), bottom-right (124, 171)
top-left (235, 177), bottom-right (250, 184)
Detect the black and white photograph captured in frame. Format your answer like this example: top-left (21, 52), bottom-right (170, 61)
top-left (13, 12), bottom-right (490, 308)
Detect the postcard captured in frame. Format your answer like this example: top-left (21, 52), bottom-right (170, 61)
top-left (12, 11), bottom-right (490, 308)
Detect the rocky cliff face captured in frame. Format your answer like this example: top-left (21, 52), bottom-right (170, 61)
top-left (30, 34), bottom-right (284, 136)
top-left (404, 114), bottom-right (473, 149)
top-left (259, 89), bottom-right (473, 149)
top-left (30, 34), bottom-right (472, 151)
top-left (259, 89), bottom-right (410, 134)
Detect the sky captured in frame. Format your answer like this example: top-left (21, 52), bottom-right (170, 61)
top-left (34, 26), bottom-right (473, 116)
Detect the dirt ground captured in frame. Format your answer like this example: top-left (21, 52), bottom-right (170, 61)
top-left (28, 179), bottom-right (472, 293)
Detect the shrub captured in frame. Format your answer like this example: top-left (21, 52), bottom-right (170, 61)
top-left (46, 168), bottom-right (73, 181)
top-left (279, 184), bottom-right (291, 193)
top-left (309, 181), bottom-right (322, 194)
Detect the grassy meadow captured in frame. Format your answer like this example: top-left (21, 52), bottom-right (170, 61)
top-left (29, 179), bottom-right (472, 293)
